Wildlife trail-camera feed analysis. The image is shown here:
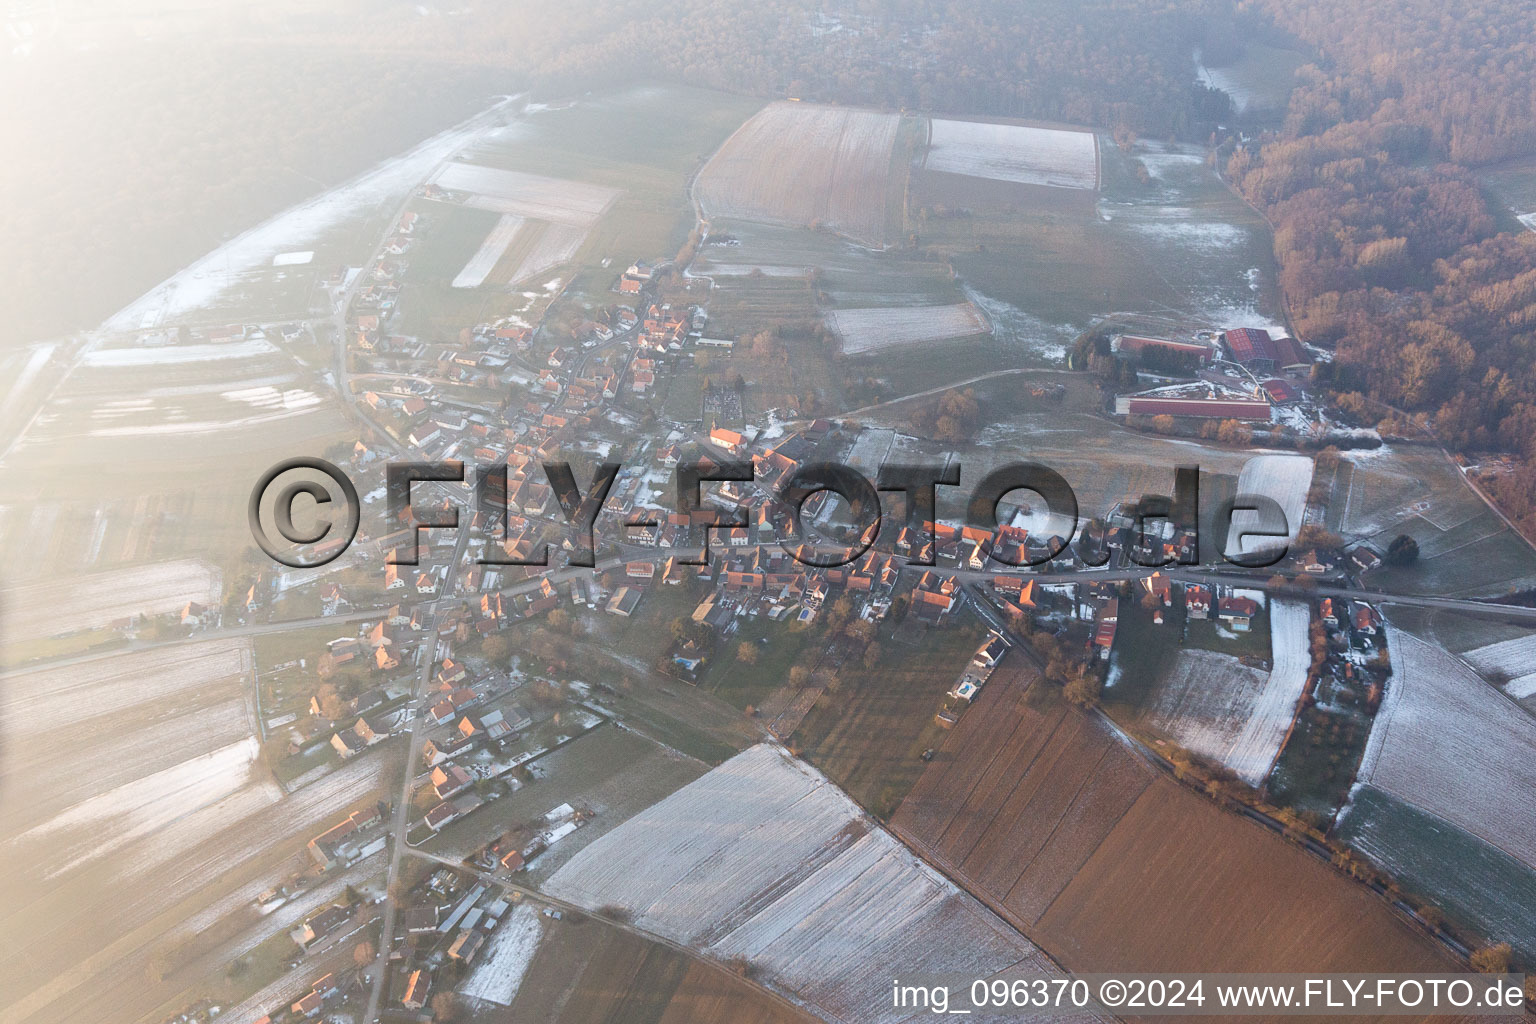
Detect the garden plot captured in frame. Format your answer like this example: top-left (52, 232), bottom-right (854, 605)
top-left (1225, 454), bottom-right (1312, 561)
top-left (459, 903), bottom-right (545, 1005)
top-left (452, 213), bottom-right (524, 288)
top-left (1356, 628), bottom-right (1536, 871)
top-left (826, 302), bottom-right (990, 355)
top-left (431, 162), bottom-right (620, 226)
top-left (0, 558), bottom-right (219, 645)
top-left (695, 103), bottom-right (901, 245)
top-left (1462, 632), bottom-right (1536, 700)
top-left (924, 119), bottom-right (1098, 190)
top-left (545, 744), bottom-right (1084, 1024)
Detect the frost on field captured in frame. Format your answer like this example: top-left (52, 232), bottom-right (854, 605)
top-left (452, 214), bottom-right (525, 288)
top-left (694, 103), bottom-right (900, 245)
top-left (1225, 599), bottom-right (1311, 784)
top-left (1355, 628), bottom-right (1536, 871)
top-left (431, 163), bottom-right (620, 225)
top-left (1225, 454), bottom-right (1313, 561)
top-left (1, 558), bottom-right (221, 645)
top-left (825, 302), bottom-right (990, 354)
top-left (925, 119), bottom-right (1099, 190)
top-left (458, 904), bottom-right (545, 1005)
top-left (1463, 632), bottom-right (1536, 700)
top-left (545, 744), bottom-right (1101, 1023)
top-left (507, 222), bottom-right (588, 287)
top-left (106, 113), bottom-right (500, 331)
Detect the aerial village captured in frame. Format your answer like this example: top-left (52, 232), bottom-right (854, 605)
top-left (109, 179), bottom-right (1421, 1024)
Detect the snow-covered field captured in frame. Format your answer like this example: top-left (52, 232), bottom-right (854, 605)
top-left (1227, 600), bottom-right (1310, 783)
top-left (15, 737), bottom-right (267, 879)
top-left (545, 744), bottom-right (1081, 1024)
top-left (1140, 600), bottom-right (1308, 785)
top-left (1141, 650), bottom-right (1270, 769)
top-left (925, 119), bottom-right (1098, 190)
top-left (0, 640), bottom-right (247, 734)
top-left (1225, 454), bottom-right (1313, 560)
top-left (82, 338), bottom-right (277, 368)
top-left (826, 302), bottom-right (990, 354)
top-left (695, 103), bottom-right (901, 245)
top-left (1357, 628), bottom-right (1536, 871)
top-left (452, 213), bottom-right (525, 288)
top-left (1, 558), bottom-right (221, 644)
top-left (1463, 633), bottom-right (1536, 699)
top-left (432, 162), bottom-right (620, 226)
top-left (459, 903), bottom-right (545, 1005)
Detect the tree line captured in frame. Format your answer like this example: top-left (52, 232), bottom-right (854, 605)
top-left (1226, 0), bottom-right (1536, 536)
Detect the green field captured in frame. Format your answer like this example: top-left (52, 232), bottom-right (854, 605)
top-left (1337, 786), bottom-right (1536, 962)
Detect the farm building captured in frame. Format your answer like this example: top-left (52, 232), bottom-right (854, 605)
top-left (1125, 395), bottom-right (1272, 420)
top-left (1262, 378), bottom-right (1301, 404)
top-left (606, 586), bottom-right (642, 616)
top-left (1220, 328), bottom-right (1312, 375)
top-left (1112, 334), bottom-right (1213, 365)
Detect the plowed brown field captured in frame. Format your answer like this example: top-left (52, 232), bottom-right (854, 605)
top-left (891, 657), bottom-right (1472, 1023)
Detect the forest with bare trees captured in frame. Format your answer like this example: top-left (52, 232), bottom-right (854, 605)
top-left (1224, 0), bottom-right (1536, 534)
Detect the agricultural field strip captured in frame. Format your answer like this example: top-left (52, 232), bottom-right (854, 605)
top-left (431, 162), bottom-right (620, 226)
top-left (0, 755), bottom-right (386, 1024)
top-left (924, 119), bottom-right (1099, 190)
top-left (0, 640), bottom-right (249, 734)
top-left (459, 903), bottom-right (544, 1005)
top-left (1336, 786), bottom-right (1536, 960)
top-left (3, 698), bottom-right (252, 834)
top-left (1357, 629), bottom-right (1536, 871)
top-left (891, 662), bottom-right (1465, 982)
top-left (0, 557), bottom-right (220, 643)
top-left (826, 303), bottom-right (991, 355)
top-left (509, 221), bottom-right (588, 286)
top-left (80, 339), bottom-right (279, 367)
top-left (17, 346), bottom-right (333, 445)
top-left (1226, 454), bottom-right (1313, 558)
top-left (1225, 599), bottom-right (1310, 785)
top-left (452, 213), bottom-right (525, 288)
top-left (694, 103), bottom-right (899, 245)
top-left (1141, 650), bottom-right (1271, 770)
top-left (1462, 633), bottom-right (1536, 699)
top-left (545, 744), bottom-right (1091, 1024)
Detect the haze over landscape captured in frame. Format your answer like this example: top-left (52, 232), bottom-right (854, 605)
top-left (3, 2), bottom-right (1536, 1023)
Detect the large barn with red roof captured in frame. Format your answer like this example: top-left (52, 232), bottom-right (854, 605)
top-left (1220, 327), bottom-right (1312, 375)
